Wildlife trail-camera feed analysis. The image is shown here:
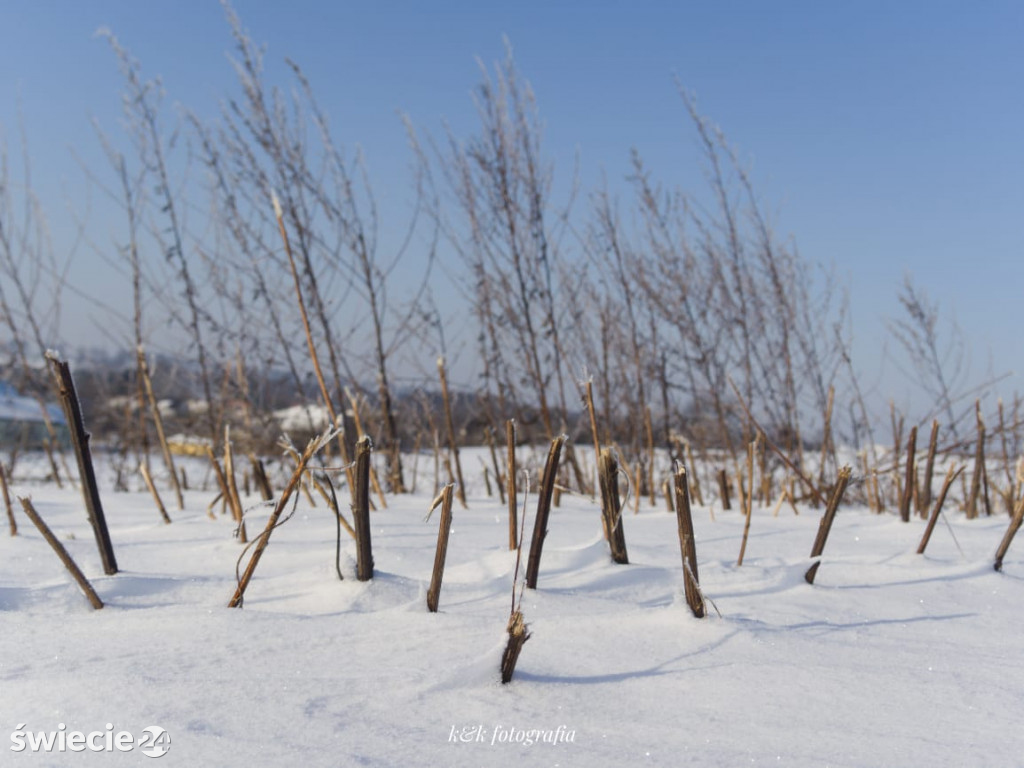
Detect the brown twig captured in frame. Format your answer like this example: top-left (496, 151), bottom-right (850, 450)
top-left (506, 419), bottom-right (518, 550)
top-left (0, 463), bottom-right (16, 535)
top-left (139, 462), bottom-right (171, 524)
top-left (19, 497), bottom-right (103, 610)
top-left (437, 357), bottom-right (467, 508)
top-left (426, 484), bottom-right (455, 612)
top-left (228, 431), bottom-right (332, 607)
top-left (917, 465), bottom-right (963, 555)
top-left (804, 466), bottom-right (853, 584)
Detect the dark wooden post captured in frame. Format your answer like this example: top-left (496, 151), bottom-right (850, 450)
top-left (674, 465), bottom-right (704, 617)
top-left (717, 469), bottom-right (731, 511)
top-left (899, 426), bottom-right (917, 522)
top-left (597, 449), bottom-right (628, 564)
top-left (47, 354), bottom-right (118, 575)
top-left (353, 436), bottom-right (374, 581)
top-left (918, 420), bottom-right (940, 515)
top-left (525, 436), bottom-right (565, 589)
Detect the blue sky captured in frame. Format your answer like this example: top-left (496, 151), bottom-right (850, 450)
top-left (1, 0), bottom-right (1022, 405)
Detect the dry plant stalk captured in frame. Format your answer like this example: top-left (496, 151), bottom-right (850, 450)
top-left (506, 420), bottom-right (518, 550)
top-left (736, 438), bottom-right (757, 567)
top-left (205, 446), bottom-right (231, 518)
top-left (345, 387), bottom-right (387, 509)
top-left (426, 484), bottom-right (455, 612)
top-left (674, 465), bottom-right (704, 618)
top-left (597, 449), bottom-right (629, 564)
top-left (139, 462), bottom-right (171, 524)
top-left (223, 426), bottom-right (246, 534)
top-left (42, 441), bottom-right (63, 490)
top-left (919, 420), bottom-right (940, 515)
top-left (136, 346), bottom-right (184, 510)
top-left (525, 435), bottom-right (566, 589)
top-left (717, 469), bottom-right (732, 511)
top-left (563, 443), bottom-right (588, 496)
top-left (353, 436), bottom-right (374, 581)
top-left (890, 401), bottom-right (905, 510)
top-left (432, 429), bottom-right (441, 496)
top-left (644, 405), bottom-right (656, 507)
top-left (409, 433), bottom-right (421, 495)
top-left (480, 460), bottom-right (493, 497)
top-left (228, 433), bottom-right (329, 607)
top-left (684, 441), bottom-right (704, 506)
top-left (633, 463), bottom-right (642, 514)
top-left (967, 403), bottom-right (988, 519)
top-left (994, 493), bottom-right (1024, 572)
top-left (818, 386), bottom-right (835, 489)
top-left (437, 357), bottom-right (467, 508)
top-left (899, 425), bottom-right (918, 523)
top-left (274, 193), bottom-right (356, 500)
top-left (19, 497), bottom-right (103, 609)
top-left (205, 492), bottom-right (223, 521)
top-left (771, 488), bottom-right (787, 517)
top-left (46, 353), bottom-right (118, 576)
top-left (308, 471), bottom-right (356, 540)
top-left (804, 466), bottom-right (853, 585)
top-left (981, 409), bottom-right (993, 516)
top-left (728, 378), bottom-right (829, 508)
top-left (486, 426), bottom-right (506, 504)
top-left (500, 610), bottom-right (531, 684)
top-left (997, 401), bottom-right (1015, 514)
top-left (0, 463), bottom-right (16, 535)
top-left (759, 431), bottom-right (771, 506)
top-left (249, 454), bottom-right (274, 501)
top-left (502, 482), bottom-right (532, 684)
top-left (859, 452), bottom-right (877, 513)
top-left (917, 465), bottom-right (963, 555)
top-left (584, 380), bottom-right (602, 496)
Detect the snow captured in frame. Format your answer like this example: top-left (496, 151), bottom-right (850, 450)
top-left (273, 404), bottom-right (333, 432)
top-left (1, 448), bottom-right (1023, 766)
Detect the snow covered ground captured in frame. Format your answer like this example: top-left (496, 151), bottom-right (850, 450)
top-left (1, 449), bottom-right (1022, 767)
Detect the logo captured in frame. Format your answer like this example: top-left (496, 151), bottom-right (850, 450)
top-left (138, 726), bottom-right (171, 758)
top-left (10, 723), bottom-right (171, 757)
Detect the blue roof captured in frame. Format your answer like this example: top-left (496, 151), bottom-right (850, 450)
top-left (0, 381), bottom-right (66, 424)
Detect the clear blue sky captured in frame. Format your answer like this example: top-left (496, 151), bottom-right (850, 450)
top-left (1, 0), bottom-right (1022, 406)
